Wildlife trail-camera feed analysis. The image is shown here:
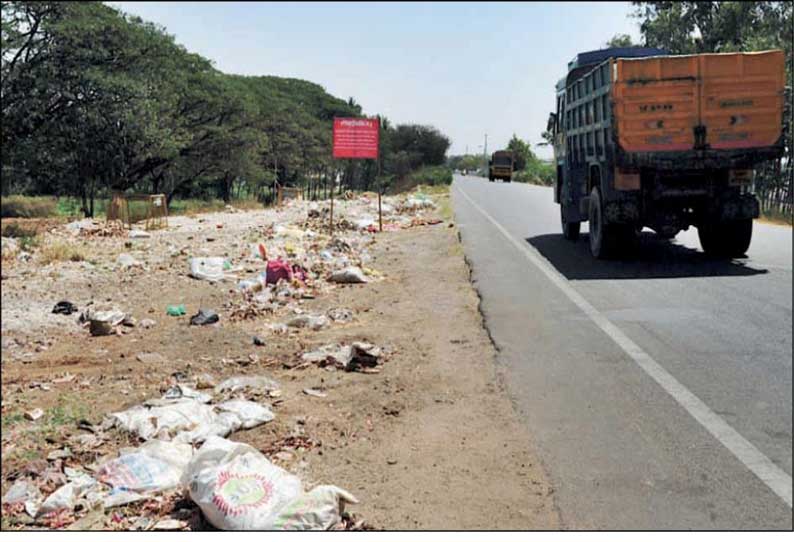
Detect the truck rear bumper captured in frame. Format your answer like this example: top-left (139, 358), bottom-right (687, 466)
top-left (616, 142), bottom-right (784, 170)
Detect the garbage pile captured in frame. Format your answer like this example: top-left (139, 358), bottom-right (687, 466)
top-left (2, 190), bottom-right (439, 530)
top-left (3, 375), bottom-right (362, 531)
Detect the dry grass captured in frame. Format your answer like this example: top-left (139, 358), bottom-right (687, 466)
top-left (39, 241), bottom-right (88, 264)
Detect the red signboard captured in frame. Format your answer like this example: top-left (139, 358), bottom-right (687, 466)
top-left (333, 117), bottom-right (379, 159)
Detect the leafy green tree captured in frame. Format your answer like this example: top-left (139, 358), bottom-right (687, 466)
top-left (506, 134), bottom-right (532, 171)
top-left (606, 33), bottom-right (637, 47)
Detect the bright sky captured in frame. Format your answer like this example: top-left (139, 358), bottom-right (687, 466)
top-left (110, 1), bottom-right (642, 159)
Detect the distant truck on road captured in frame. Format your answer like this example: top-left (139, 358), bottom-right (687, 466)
top-left (548, 47), bottom-right (786, 258)
top-left (489, 150), bottom-right (514, 182)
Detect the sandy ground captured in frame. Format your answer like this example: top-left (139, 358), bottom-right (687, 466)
top-left (1, 193), bottom-right (558, 530)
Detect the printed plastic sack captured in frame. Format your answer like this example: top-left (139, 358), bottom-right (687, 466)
top-left (271, 485), bottom-right (359, 530)
top-left (183, 437), bottom-right (356, 530)
top-left (266, 258), bottom-right (293, 285)
top-left (190, 257), bottom-right (228, 282)
top-left (97, 440), bottom-right (193, 493)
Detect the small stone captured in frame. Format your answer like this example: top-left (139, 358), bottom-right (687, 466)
top-left (25, 408), bottom-right (44, 421)
top-left (139, 318), bottom-right (156, 328)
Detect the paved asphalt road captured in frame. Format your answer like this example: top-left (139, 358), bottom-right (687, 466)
top-left (452, 175), bottom-right (792, 529)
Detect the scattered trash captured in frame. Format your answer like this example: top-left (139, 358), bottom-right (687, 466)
top-left (326, 308), bottom-right (353, 323)
top-left (300, 342), bottom-right (382, 372)
top-left (303, 388), bottom-right (327, 398)
top-left (140, 318), bottom-right (157, 328)
top-left (97, 440), bottom-right (193, 493)
top-left (190, 308), bottom-right (219, 326)
top-left (47, 448), bottom-right (73, 461)
top-left (182, 436), bottom-right (357, 530)
top-left (154, 518), bottom-right (186, 530)
top-left (136, 352), bottom-right (167, 364)
top-left (2, 480), bottom-right (42, 505)
top-left (286, 314), bottom-right (328, 331)
top-left (328, 267), bottom-right (367, 284)
top-left (166, 305), bottom-right (186, 316)
top-left (122, 315), bottom-right (137, 327)
top-left (128, 229), bottom-right (151, 239)
top-left (253, 336), bottom-right (266, 346)
top-left (52, 301), bottom-right (78, 315)
top-left (189, 257), bottom-right (229, 282)
top-left (117, 253), bottom-right (143, 269)
top-left (25, 408), bottom-right (44, 421)
top-left (214, 375), bottom-right (280, 394)
top-left (36, 470), bottom-right (97, 517)
top-left (89, 309), bottom-right (126, 336)
top-left (195, 373), bottom-right (217, 390)
top-left (266, 258), bottom-right (293, 285)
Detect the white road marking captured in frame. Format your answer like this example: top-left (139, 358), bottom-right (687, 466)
top-left (454, 183), bottom-right (793, 508)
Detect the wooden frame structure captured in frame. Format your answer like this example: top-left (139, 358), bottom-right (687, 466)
top-left (107, 192), bottom-right (169, 230)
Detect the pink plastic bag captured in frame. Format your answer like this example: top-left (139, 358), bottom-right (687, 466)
top-left (266, 258), bottom-right (292, 285)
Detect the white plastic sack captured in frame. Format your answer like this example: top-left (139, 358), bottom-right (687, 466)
top-left (216, 400), bottom-right (275, 429)
top-left (182, 437), bottom-right (356, 530)
top-left (96, 440), bottom-right (193, 493)
top-left (128, 229), bottom-right (151, 239)
top-left (37, 471), bottom-right (97, 517)
top-left (270, 485), bottom-right (359, 530)
top-left (286, 314), bottom-right (328, 330)
top-left (215, 375), bottom-right (280, 394)
top-left (189, 257), bottom-right (228, 282)
top-left (117, 253), bottom-right (143, 268)
top-left (328, 267), bottom-right (367, 284)
top-left (109, 399), bottom-right (218, 441)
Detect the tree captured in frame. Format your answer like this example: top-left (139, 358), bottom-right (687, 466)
top-left (506, 134), bottom-right (532, 171)
top-left (605, 33), bottom-right (637, 47)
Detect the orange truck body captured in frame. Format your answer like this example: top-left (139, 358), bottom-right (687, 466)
top-left (612, 50), bottom-right (786, 154)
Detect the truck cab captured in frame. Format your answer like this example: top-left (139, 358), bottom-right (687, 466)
top-left (489, 150), bottom-right (514, 182)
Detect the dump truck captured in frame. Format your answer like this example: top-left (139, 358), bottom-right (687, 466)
top-left (489, 150), bottom-right (514, 182)
top-left (548, 47), bottom-right (787, 258)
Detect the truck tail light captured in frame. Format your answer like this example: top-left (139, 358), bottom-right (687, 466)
top-left (614, 168), bottom-right (640, 190)
top-left (729, 169), bottom-right (753, 186)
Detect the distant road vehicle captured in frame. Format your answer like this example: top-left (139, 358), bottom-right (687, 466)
top-left (548, 46), bottom-right (786, 259)
top-left (489, 150), bottom-right (514, 182)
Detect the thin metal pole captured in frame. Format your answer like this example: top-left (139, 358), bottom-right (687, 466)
top-left (378, 157), bottom-right (382, 232)
top-left (330, 178), bottom-right (334, 237)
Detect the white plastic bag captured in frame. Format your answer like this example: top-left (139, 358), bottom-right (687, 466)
top-left (183, 437), bottom-right (356, 530)
top-left (189, 257), bottom-right (228, 281)
top-left (216, 400), bottom-right (274, 429)
top-left (215, 375), bottom-right (280, 394)
top-left (36, 471), bottom-right (97, 517)
top-left (328, 267), bottom-right (367, 284)
top-left (109, 399), bottom-right (218, 441)
top-left (96, 440), bottom-right (193, 493)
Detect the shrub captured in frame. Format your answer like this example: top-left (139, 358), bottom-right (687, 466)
top-left (0, 196), bottom-right (58, 218)
top-left (39, 242), bottom-right (87, 264)
top-left (408, 166), bottom-right (453, 187)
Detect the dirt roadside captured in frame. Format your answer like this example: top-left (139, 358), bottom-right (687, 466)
top-left (1, 192), bottom-right (558, 530)
top-left (305, 223), bottom-right (559, 529)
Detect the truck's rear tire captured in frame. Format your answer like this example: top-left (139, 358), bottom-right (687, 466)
top-left (561, 205), bottom-right (580, 241)
top-left (698, 219), bottom-right (753, 258)
top-left (588, 187), bottom-right (625, 259)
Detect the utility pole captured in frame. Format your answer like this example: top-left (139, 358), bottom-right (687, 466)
top-left (484, 133), bottom-right (488, 161)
